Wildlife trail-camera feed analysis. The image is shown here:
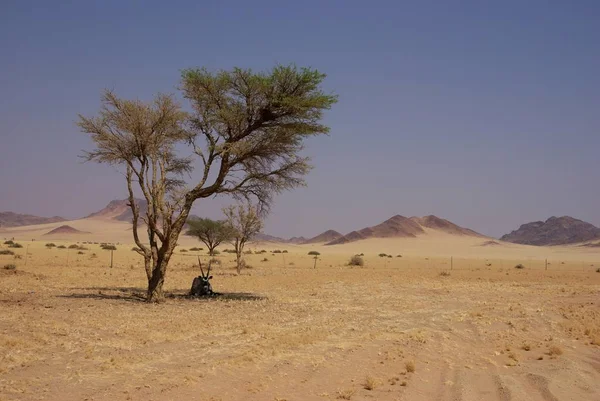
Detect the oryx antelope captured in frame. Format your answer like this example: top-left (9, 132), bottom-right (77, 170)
top-left (189, 257), bottom-right (215, 296)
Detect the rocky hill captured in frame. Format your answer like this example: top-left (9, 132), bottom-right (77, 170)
top-left (500, 216), bottom-right (600, 246)
top-left (0, 212), bottom-right (67, 228)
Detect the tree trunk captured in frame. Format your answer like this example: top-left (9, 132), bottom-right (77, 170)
top-left (146, 250), bottom-right (173, 302)
top-left (236, 251), bottom-right (242, 275)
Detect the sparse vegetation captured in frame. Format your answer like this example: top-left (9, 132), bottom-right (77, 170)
top-left (336, 389), bottom-right (355, 399)
top-left (57, 245), bottom-right (66, 249)
top-left (515, 264), bottom-right (525, 269)
top-left (378, 253), bottom-right (387, 257)
top-left (68, 244), bottom-right (79, 249)
top-left (189, 247), bottom-right (203, 251)
top-left (348, 255), bottom-right (364, 267)
top-left (4, 240), bottom-right (14, 245)
top-left (3, 264), bottom-right (16, 270)
top-left (440, 271), bottom-right (450, 277)
top-left (0, 250), bottom-right (15, 255)
top-left (180, 249), bottom-right (188, 252)
top-left (405, 361), bottom-right (416, 373)
top-left (548, 345), bottom-right (563, 356)
top-left (272, 250), bottom-right (282, 254)
top-left (101, 244), bottom-right (117, 251)
top-left (9, 243), bottom-right (23, 248)
top-left (77, 251), bottom-right (85, 255)
top-left (45, 243), bottom-right (56, 248)
top-left (308, 251), bottom-right (320, 256)
top-left (363, 376), bottom-right (377, 390)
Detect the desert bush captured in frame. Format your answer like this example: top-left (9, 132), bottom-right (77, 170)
top-left (57, 245), bottom-right (66, 249)
top-left (45, 243), bottom-right (56, 248)
top-left (190, 247), bottom-right (203, 251)
top-left (77, 251), bottom-right (85, 255)
top-left (14, 254), bottom-right (22, 259)
top-left (548, 345), bottom-right (563, 356)
top-left (387, 255), bottom-right (392, 258)
top-left (596, 268), bottom-right (600, 273)
top-left (223, 249), bottom-right (236, 253)
top-left (514, 264), bottom-right (525, 269)
top-left (405, 361), bottom-right (416, 373)
top-left (101, 244), bottom-right (117, 251)
top-left (272, 250), bottom-right (282, 254)
top-left (262, 257), bottom-right (269, 262)
top-left (212, 249), bottom-right (220, 255)
top-left (282, 250), bottom-right (288, 253)
top-left (396, 254), bottom-right (402, 257)
top-left (348, 255), bottom-right (364, 267)
top-left (9, 243), bottom-right (23, 248)
top-left (363, 376), bottom-right (377, 391)
top-left (3, 264), bottom-right (16, 270)
top-left (180, 249), bottom-right (188, 252)
top-left (91, 253), bottom-right (97, 258)
top-left (308, 251), bottom-right (320, 256)
top-left (244, 250), bottom-right (253, 254)
top-left (3, 240), bottom-right (14, 245)
top-left (440, 271), bottom-right (450, 277)
top-left (260, 249), bottom-right (267, 253)
top-left (78, 246), bottom-right (88, 250)
top-left (378, 253), bottom-right (387, 257)
top-left (0, 250), bottom-right (15, 255)
top-left (68, 244), bottom-right (79, 249)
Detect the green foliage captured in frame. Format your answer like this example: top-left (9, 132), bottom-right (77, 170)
top-left (186, 218), bottom-right (234, 255)
top-left (349, 255), bottom-right (364, 267)
top-left (308, 251), bottom-right (320, 256)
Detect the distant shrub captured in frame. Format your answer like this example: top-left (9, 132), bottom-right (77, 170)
top-left (514, 264), bottom-right (525, 269)
top-left (378, 253), bottom-right (387, 257)
top-left (212, 250), bottom-right (220, 255)
top-left (77, 251), bottom-right (85, 255)
top-left (78, 246), bottom-right (88, 250)
top-left (90, 253), bottom-right (97, 258)
top-left (57, 245), bottom-right (66, 249)
top-left (3, 264), bottom-right (16, 270)
top-left (223, 249), bottom-right (236, 254)
top-left (272, 250), bottom-right (282, 254)
top-left (260, 250), bottom-right (267, 253)
top-left (4, 240), bottom-right (14, 245)
top-left (396, 254), bottom-right (402, 258)
top-left (244, 250), bottom-right (253, 254)
top-left (45, 243), bottom-right (56, 248)
top-left (9, 243), bottom-right (23, 248)
top-left (359, 253), bottom-right (364, 256)
top-left (0, 250), bottom-right (15, 255)
top-left (440, 271), bottom-right (450, 277)
top-left (68, 244), bottom-right (79, 249)
top-left (180, 249), bottom-right (188, 253)
top-left (349, 255), bottom-right (364, 267)
top-left (282, 250), bottom-right (288, 253)
top-left (101, 244), bottom-right (117, 251)
top-left (308, 251), bottom-right (320, 256)
top-left (596, 268), bottom-right (600, 273)
top-left (387, 255), bottom-right (392, 258)
top-left (262, 257), bottom-right (269, 262)
top-left (189, 247), bottom-right (203, 251)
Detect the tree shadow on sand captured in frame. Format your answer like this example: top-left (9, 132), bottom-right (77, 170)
top-left (58, 287), bottom-right (265, 303)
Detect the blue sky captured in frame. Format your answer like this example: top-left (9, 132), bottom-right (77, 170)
top-left (1, 0), bottom-right (599, 238)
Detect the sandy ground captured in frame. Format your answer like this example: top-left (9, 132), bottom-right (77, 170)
top-left (1, 222), bottom-right (599, 401)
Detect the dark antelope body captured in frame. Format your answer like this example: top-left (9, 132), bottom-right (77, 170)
top-left (189, 257), bottom-right (215, 296)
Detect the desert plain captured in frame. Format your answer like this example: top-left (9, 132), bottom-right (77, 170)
top-left (1, 218), bottom-right (599, 401)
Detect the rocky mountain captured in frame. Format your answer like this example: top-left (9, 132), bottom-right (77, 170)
top-left (85, 199), bottom-right (147, 222)
top-left (0, 212), bottom-right (67, 228)
top-left (303, 230), bottom-right (343, 244)
top-left (327, 214), bottom-right (483, 245)
top-left (500, 216), bottom-right (600, 246)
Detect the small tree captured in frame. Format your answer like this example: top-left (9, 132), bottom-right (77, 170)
top-left (186, 218), bottom-right (233, 256)
top-left (78, 65), bottom-right (336, 302)
top-left (223, 203), bottom-right (263, 274)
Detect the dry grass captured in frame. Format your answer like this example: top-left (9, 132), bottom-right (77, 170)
top-left (336, 388), bottom-right (355, 399)
top-left (405, 360), bottom-right (416, 373)
top-left (548, 345), bottom-right (563, 356)
top-left (363, 375), bottom-right (377, 390)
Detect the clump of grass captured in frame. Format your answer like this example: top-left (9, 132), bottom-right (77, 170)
top-left (101, 244), bottom-right (117, 251)
top-left (378, 253), bottom-right (387, 257)
top-left (68, 244), bottom-right (79, 249)
top-left (9, 243), bottom-right (23, 248)
top-left (3, 264), bottom-right (16, 270)
top-left (348, 255), bottom-right (364, 267)
top-left (363, 376), bottom-right (377, 390)
top-left (548, 345), bottom-right (563, 356)
top-left (336, 388), bottom-right (355, 399)
top-left (0, 250), bottom-right (14, 255)
top-left (514, 264), bottom-right (525, 269)
top-left (405, 361), bottom-right (416, 373)
top-left (57, 245), bottom-right (66, 249)
top-left (3, 240), bottom-right (14, 245)
top-left (308, 251), bottom-right (320, 256)
top-left (180, 249), bottom-right (188, 252)
top-left (440, 271), bottom-right (450, 277)
top-left (45, 243), bottom-right (56, 248)
top-left (190, 247), bottom-right (203, 251)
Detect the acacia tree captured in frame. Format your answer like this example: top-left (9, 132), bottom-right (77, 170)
top-left (186, 218), bottom-right (233, 255)
top-left (223, 203), bottom-right (263, 274)
top-left (78, 65), bottom-right (337, 302)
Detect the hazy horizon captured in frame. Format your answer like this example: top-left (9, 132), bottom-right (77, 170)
top-left (2, 1), bottom-right (599, 238)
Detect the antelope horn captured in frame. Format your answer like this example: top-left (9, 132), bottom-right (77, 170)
top-left (198, 256), bottom-right (205, 277)
top-left (206, 258), bottom-right (212, 278)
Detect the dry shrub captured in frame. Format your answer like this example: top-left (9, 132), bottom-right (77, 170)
top-left (0, 250), bottom-right (14, 255)
top-left (3, 264), bottom-right (16, 270)
top-left (548, 345), bottom-right (563, 356)
top-left (363, 375), bottom-right (377, 390)
top-left (405, 361), bottom-right (415, 373)
top-left (440, 271), bottom-right (450, 277)
top-left (336, 389), bottom-right (355, 399)
top-left (514, 264), bottom-right (525, 269)
top-left (348, 255), bottom-right (364, 267)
